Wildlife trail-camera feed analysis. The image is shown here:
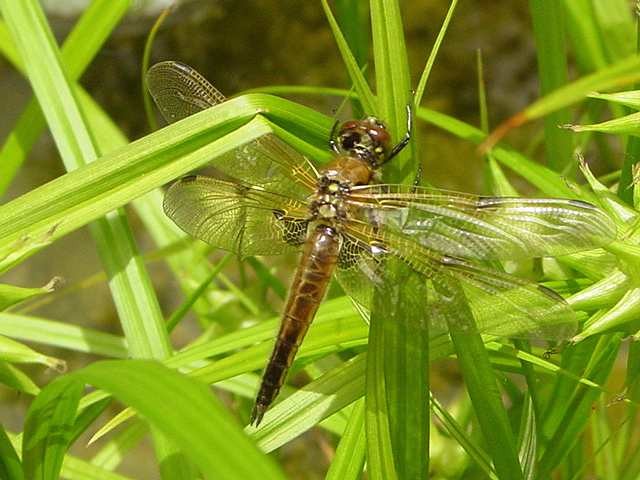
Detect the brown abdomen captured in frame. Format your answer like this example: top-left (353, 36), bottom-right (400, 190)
top-left (250, 225), bottom-right (341, 425)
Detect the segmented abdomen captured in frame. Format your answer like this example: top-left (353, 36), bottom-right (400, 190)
top-left (251, 224), bottom-right (341, 425)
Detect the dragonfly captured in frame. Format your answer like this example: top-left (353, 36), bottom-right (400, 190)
top-left (146, 61), bottom-right (616, 425)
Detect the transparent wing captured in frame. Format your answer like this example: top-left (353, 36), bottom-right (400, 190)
top-left (342, 221), bottom-right (577, 340)
top-left (209, 133), bottom-right (318, 202)
top-left (147, 61), bottom-right (318, 202)
top-left (334, 234), bottom-right (384, 308)
top-left (146, 61), bottom-right (226, 123)
top-left (345, 184), bottom-right (615, 261)
top-left (163, 175), bottom-right (310, 258)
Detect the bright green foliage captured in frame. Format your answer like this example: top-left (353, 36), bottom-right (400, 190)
top-left (1, 0), bottom-right (640, 479)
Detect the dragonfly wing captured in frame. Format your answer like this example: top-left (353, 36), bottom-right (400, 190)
top-left (147, 62), bottom-right (318, 201)
top-left (430, 257), bottom-right (577, 340)
top-left (343, 222), bottom-right (577, 340)
top-left (346, 185), bottom-right (615, 261)
top-left (209, 133), bottom-right (318, 202)
top-left (334, 233), bottom-right (384, 308)
top-left (146, 61), bottom-right (226, 123)
top-left (163, 175), bottom-right (309, 258)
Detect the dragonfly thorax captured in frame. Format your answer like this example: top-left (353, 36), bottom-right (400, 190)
top-left (310, 175), bottom-right (351, 223)
top-left (320, 155), bottom-right (375, 186)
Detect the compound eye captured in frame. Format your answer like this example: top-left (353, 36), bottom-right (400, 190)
top-left (341, 132), bottom-right (361, 149)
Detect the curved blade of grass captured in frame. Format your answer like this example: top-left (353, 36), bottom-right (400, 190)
top-left (325, 398), bottom-right (366, 480)
top-left (430, 393), bottom-right (497, 479)
top-left (141, 5), bottom-right (172, 132)
top-left (321, 0), bottom-right (376, 115)
top-left (438, 279), bottom-right (523, 479)
top-left (0, 0), bottom-right (175, 400)
top-left (21, 377), bottom-right (84, 480)
top-left (26, 360), bottom-right (286, 480)
top-left (415, 0), bottom-right (458, 107)
top-left (369, 2), bottom-right (428, 479)
top-left (0, 334), bottom-right (64, 370)
top-left (0, 424), bottom-right (22, 480)
top-left (248, 354), bottom-right (366, 452)
top-left (590, 90), bottom-right (640, 109)
top-left (0, 278), bottom-right (58, 311)
top-left (538, 335), bottom-right (622, 477)
top-left (0, 313), bottom-right (127, 358)
top-left (0, 97), bottom-right (329, 263)
top-left (0, 361), bottom-right (39, 395)
top-left (0, 0), bottom-right (131, 196)
top-left (483, 54), bottom-right (640, 149)
top-left (529, 0), bottom-right (572, 171)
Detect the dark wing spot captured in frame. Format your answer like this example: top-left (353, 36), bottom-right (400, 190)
top-left (476, 196), bottom-right (502, 209)
top-left (567, 199), bottom-right (596, 209)
top-left (537, 284), bottom-right (566, 303)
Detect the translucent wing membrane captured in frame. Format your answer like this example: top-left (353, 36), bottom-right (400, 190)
top-left (146, 62), bottom-right (318, 201)
top-left (334, 234), bottom-right (384, 308)
top-left (343, 223), bottom-right (577, 340)
top-left (146, 61), bottom-right (226, 123)
top-left (209, 134), bottom-right (318, 202)
top-left (346, 185), bottom-right (616, 261)
top-left (163, 175), bottom-right (309, 258)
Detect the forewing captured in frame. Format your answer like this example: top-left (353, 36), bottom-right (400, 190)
top-left (343, 222), bottom-right (577, 340)
top-left (163, 175), bottom-right (309, 258)
top-left (146, 61), bottom-right (226, 123)
top-left (208, 133), bottom-right (319, 202)
top-left (346, 185), bottom-right (615, 261)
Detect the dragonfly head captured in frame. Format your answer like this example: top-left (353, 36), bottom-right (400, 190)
top-left (336, 116), bottom-right (391, 167)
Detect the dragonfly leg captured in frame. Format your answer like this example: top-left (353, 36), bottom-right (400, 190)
top-left (387, 103), bottom-right (413, 161)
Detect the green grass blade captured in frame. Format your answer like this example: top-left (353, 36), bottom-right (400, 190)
top-left (325, 398), bottom-right (366, 480)
top-left (567, 111), bottom-right (640, 136)
top-left (0, 98), bottom-right (328, 262)
top-left (414, 0), bottom-right (459, 107)
top-left (485, 54), bottom-right (640, 148)
top-left (0, 334), bottom-right (64, 370)
top-left (0, 423), bottom-right (22, 480)
top-left (529, 0), bottom-right (572, 171)
top-left (378, 261), bottom-right (429, 480)
top-left (0, 279), bottom-right (58, 311)
top-left (561, 0), bottom-right (608, 71)
top-left (0, 0), bottom-right (173, 364)
top-left (334, 0), bottom-right (369, 117)
top-left (0, 0), bottom-right (130, 195)
top-left (321, 0), bottom-right (377, 115)
top-left (366, 302), bottom-right (398, 480)
top-left (442, 282), bottom-right (523, 479)
top-left (249, 354), bottom-right (366, 453)
top-left (0, 361), bottom-right (39, 395)
top-left (538, 335), bottom-right (623, 476)
top-left (22, 377), bottom-right (84, 480)
top-left (0, 313), bottom-right (127, 358)
top-left (368, 2), bottom-right (429, 478)
top-left (82, 360), bottom-right (285, 479)
top-left (590, 90), bottom-right (640, 109)
top-left (370, 0), bottom-right (414, 181)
